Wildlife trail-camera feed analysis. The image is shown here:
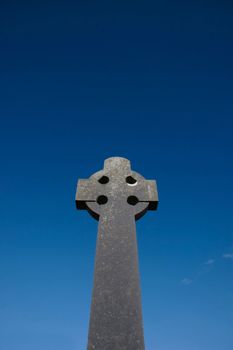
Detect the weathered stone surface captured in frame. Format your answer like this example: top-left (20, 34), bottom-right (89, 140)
top-left (76, 157), bottom-right (158, 350)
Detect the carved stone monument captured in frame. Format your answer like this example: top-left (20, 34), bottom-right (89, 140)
top-left (76, 157), bottom-right (158, 350)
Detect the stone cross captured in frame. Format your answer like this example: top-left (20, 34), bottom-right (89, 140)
top-left (76, 157), bottom-right (158, 350)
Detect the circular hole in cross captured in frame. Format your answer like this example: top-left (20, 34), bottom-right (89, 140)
top-left (127, 196), bottom-right (139, 206)
top-left (126, 176), bottom-right (137, 186)
top-left (97, 195), bottom-right (108, 205)
top-left (98, 176), bottom-right (109, 184)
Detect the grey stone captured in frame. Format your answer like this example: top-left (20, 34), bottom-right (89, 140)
top-left (76, 157), bottom-right (158, 350)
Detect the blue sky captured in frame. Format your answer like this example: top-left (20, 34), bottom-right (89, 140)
top-left (0, 1), bottom-right (233, 349)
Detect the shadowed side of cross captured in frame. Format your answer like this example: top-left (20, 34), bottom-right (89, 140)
top-left (76, 157), bottom-right (158, 220)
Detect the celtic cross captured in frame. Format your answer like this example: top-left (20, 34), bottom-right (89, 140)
top-left (76, 157), bottom-right (158, 350)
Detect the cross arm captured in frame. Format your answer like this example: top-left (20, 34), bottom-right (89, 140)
top-left (131, 179), bottom-right (158, 210)
top-left (76, 179), bottom-right (101, 210)
top-left (146, 180), bottom-right (159, 210)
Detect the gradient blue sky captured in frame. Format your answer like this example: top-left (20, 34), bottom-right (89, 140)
top-left (1, 1), bottom-right (233, 349)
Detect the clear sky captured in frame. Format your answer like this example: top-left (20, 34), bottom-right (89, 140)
top-left (0, 1), bottom-right (233, 349)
